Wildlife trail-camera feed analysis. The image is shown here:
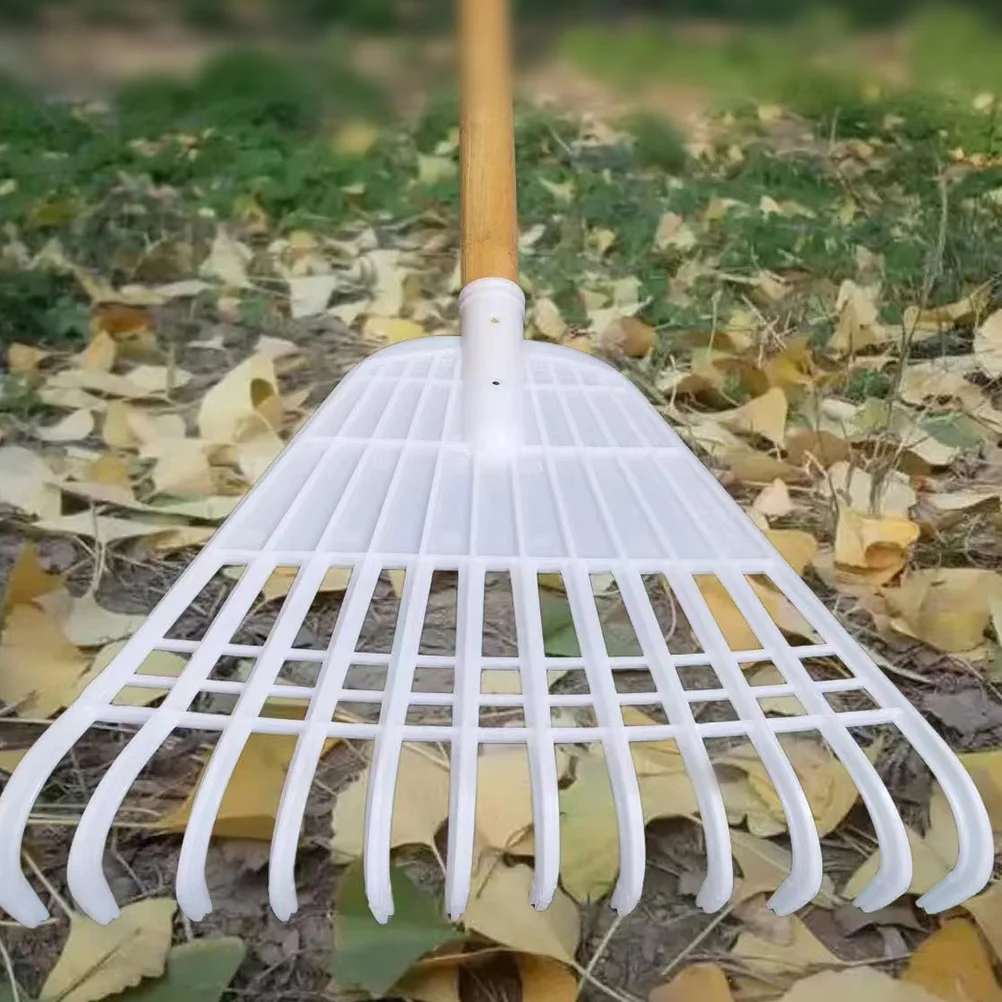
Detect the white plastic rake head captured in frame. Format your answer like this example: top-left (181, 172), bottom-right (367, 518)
top-left (0, 0), bottom-right (994, 934)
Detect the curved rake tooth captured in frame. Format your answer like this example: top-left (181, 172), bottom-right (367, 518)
top-left (444, 563), bottom-right (484, 921)
top-left (716, 569), bottom-right (912, 912)
top-left (68, 717), bottom-right (176, 923)
top-left (562, 565), bottom-right (646, 915)
top-left (511, 568), bottom-right (561, 910)
top-left (364, 564), bottom-right (434, 923)
top-left (0, 706), bottom-right (94, 925)
top-left (905, 719), bottom-right (994, 913)
top-left (765, 562), bottom-right (994, 912)
top-left (269, 561), bottom-right (382, 921)
top-left (176, 559), bottom-right (332, 921)
top-left (614, 569), bottom-right (734, 913)
top-left (664, 568), bottom-right (824, 915)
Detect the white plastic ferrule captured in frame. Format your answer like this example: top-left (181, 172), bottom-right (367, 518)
top-left (459, 277), bottom-right (525, 458)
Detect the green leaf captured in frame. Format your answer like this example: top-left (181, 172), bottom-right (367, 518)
top-left (921, 413), bottom-right (991, 449)
top-left (331, 862), bottom-right (456, 996)
top-left (125, 938), bottom-right (246, 1002)
top-left (539, 590), bottom-right (637, 657)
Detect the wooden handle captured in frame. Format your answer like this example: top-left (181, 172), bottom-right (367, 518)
top-left (460, 0), bottom-right (518, 286)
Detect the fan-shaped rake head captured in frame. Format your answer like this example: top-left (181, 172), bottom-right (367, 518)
top-left (0, 280), bottom-right (993, 929)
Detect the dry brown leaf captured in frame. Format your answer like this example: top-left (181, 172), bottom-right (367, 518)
top-left (833, 510), bottom-right (918, 586)
top-left (600, 316), bottom-right (655, 358)
top-left (884, 568), bottom-right (1002, 653)
top-left (650, 964), bottom-right (733, 1002)
top-left (904, 918), bottom-right (1002, 1002)
top-left (41, 898), bottom-right (177, 1002)
top-left (717, 387), bottom-right (788, 446)
top-left (464, 862), bottom-right (580, 964)
top-left (91, 303), bottom-right (156, 358)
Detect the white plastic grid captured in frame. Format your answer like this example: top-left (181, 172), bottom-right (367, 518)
top-left (0, 333), bottom-right (993, 929)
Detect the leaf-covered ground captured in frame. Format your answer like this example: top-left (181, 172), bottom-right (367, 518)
top-left (3, 33), bottom-right (1002, 1002)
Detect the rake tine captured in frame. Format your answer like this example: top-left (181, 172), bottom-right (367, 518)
top-left (615, 568), bottom-right (734, 913)
top-left (719, 568), bottom-right (913, 910)
top-left (666, 567), bottom-right (825, 915)
top-left (269, 560), bottom-right (382, 920)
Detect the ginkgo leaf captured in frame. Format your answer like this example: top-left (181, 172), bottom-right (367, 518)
top-left (733, 914), bottom-right (839, 978)
top-left (717, 387), bottom-right (788, 446)
top-left (517, 955), bottom-right (577, 1002)
top-left (975, 309), bottom-right (1002, 378)
top-left (824, 462), bottom-right (916, 518)
top-left (288, 275), bottom-right (339, 319)
top-left (966, 882), bottom-right (1002, 964)
top-left (778, 968), bottom-right (942, 1002)
top-left (754, 479), bottom-right (794, 519)
top-left (57, 591), bottom-right (146, 647)
top-left (731, 829), bottom-right (837, 905)
top-left (904, 919), bottom-right (1002, 1002)
top-left (41, 898), bottom-right (177, 1002)
top-left (364, 316), bottom-right (426, 345)
top-left (651, 964), bottom-right (733, 1002)
top-left (35, 409), bottom-right (95, 443)
top-left (0, 446), bottom-right (62, 519)
top-left (654, 211), bottom-right (697, 251)
top-left (464, 862), bottom-right (579, 964)
top-left (0, 602), bottom-right (88, 717)
top-left (34, 512), bottom-right (186, 544)
top-left (833, 510), bottom-right (918, 586)
top-left (2, 542), bottom-right (64, 608)
top-left (125, 938), bottom-right (247, 1002)
top-left (198, 353), bottom-right (280, 444)
top-left (200, 230), bottom-right (253, 289)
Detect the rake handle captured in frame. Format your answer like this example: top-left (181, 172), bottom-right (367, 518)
top-left (460, 0), bottom-right (519, 287)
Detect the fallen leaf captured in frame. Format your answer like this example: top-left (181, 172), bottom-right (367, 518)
top-left (730, 829), bottom-right (837, 905)
top-left (288, 275), bottom-right (339, 319)
top-left (417, 154), bottom-right (457, 184)
top-left (34, 512), bottom-right (186, 544)
top-left (754, 479), bottom-right (794, 519)
top-left (843, 826), bottom-right (951, 901)
top-left (200, 229), bottom-right (253, 289)
top-left (41, 898), bottom-right (177, 1002)
top-left (0, 746), bottom-right (29, 772)
top-left (833, 280), bottom-right (889, 355)
top-left (655, 212), bottom-right (697, 252)
top-left (465, 862), bottom-right (579, 964)
top-left (825, 462), bottom-right (916, 517)
top-left (332, 120), bottom-right (380, 157)
top-left (517, 955), bottom-right (577, 1002)
top-left (393, 959), bottom-right (462, 1002)
top-left (125, 938), bottom-right (247, 1002)
top-left (975, 309), bottom-right (1002, 378)
top-left (332, 861), bottom-right (456, 996)
top-left (79, 642), bottom-right (187, 705)
top-left (2, 542), bottom-right (64, 609)
top-left (966, 882), bottom-right (1002, 964)
top-left (697, 574), bottom-right (816, 650)
top-left (0, 446), bottom-right (62, 518)
top-left (150, 440), bottom-right (215, 498)
top-left (717, 388), bottom-right (788, 446)
top-left (884, 569), bottom-right (1002, 653)
top-left (650, 964), bottom-right (733, 1002)
top-left (540, 177), bottom-right (575, 203)
top-left (765, 528), bottom-right (818, 576)
top-left (833, 510), bottom-right (918, 586)
top-left (599, 316), bottom-right (655, 358)
top-left (223, 564), bottom-right (350, 602)
top-left (46, 368), bottom-right (177, 400)
top-left (734, 914), bottom-right (839, 978)
top-left (160, 716), bottom-right (338, 839)
top-left (904, 918), bottom-right (1002, 1002)
top-left (778, 968), bottom-right (942, 1002)
top-left (0, 602), bottom-right (88, 716)
top-left (198, 353), bottom-right (280, 443)
top-left (364, 315), bottom-right (426, 344)
top-left (532, 298), bottom-right (566, 340)
top-left (8, 342), bottom-right (49, 374)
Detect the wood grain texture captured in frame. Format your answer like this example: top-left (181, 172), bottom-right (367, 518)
top-left (460, 0), bottom-right (519, 286)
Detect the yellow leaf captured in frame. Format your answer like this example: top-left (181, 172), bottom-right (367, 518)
top-left (198, 352), bottom-right (280, 444)
top-left (904, 918), bottom-right (1002, 1002)
top-left (2, 542), bottom-right (64, 609)
top-left (764, 528), bottom-right (817, 576)
top-left (46, 366), bottom-right (190, 400)
top-left (224, 564), bottom-right (351, 602)
top-left (0, 602), bottom-right (88, 717)
top-left (966, 882), bottom-right (1002, 965)
top-left (754, 479), bottom-right (793, 519)
top-left (843, 826), bottom-right (950, 900)
top-left (9, 342), bottom-right (49, 374)
top-left (57, 591), bottom-right (145, 647)
top-left (364, 316), bottom-right (426, 345)
top-left (417, 154), bottom-right (457, 184)
top-left (160, 713), bottom-right (338, 840)
top-left (0, 746), bottom-right (29, 772)
top-left (655, 212), bottom-right (697, 252)
top-left (778, 968), bottom-right (943, 1002)
top-left (825, 461), bottom-right (916, 517)
top-left (884, 569), bottom-right (1002, 653)
top-left (717, 387), bottom-right (788, 446)
top-left (0, 445), bottom-right (62, 518)
top-left (77, 329), bottom-right (118, 373)
top-left (517, 955), bottom-right (577, 1002)
top-left (832, 280), bottom-right (889, 355)
top-left (697, 574), bottom-right (815, 650)
top-left (103, 401), bottom-right (138, 448)
top-left (41, 898), bottom-right (176, 1002)
top-left (730, 829), bottom-right (837, 904)
top-left (975, 309), bottom-right (1002, 378)
top-left (651, 964), bottom-right (733, 1002)
top-left (833, 510), bottom-right (918, 586)
top-left (35, 408), bottom-right (95, 444)
top-left (734, 915), bottom-right (839, 978)
top-left (599, 316), bottom-right (655, 358)
top-left (465, 862), bottom-right (580, 964)
top-left (392, 960), bottom-right (462, 1002)
top-left (532, 298), bottom-right (566, 341)
top-left (150, 440), bottom-right (215, 498)
top-left (332, 120), bottom-right (380, 157)
top-left (540, 177), bottom-right (574, 203)
top-left (200, 229), bottom-right (252, 289)
top-left (34, 512), bottom-right (185, 544)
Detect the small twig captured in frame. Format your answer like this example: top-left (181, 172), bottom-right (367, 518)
top-left (569, 960), bottom-right (643, 1002)
top-left (22, 849), bottom-right (73, 920)
top-left (574, 912), bottom-right (626, 1002)
top-left (0, 934), bottom-right (20, 1002)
